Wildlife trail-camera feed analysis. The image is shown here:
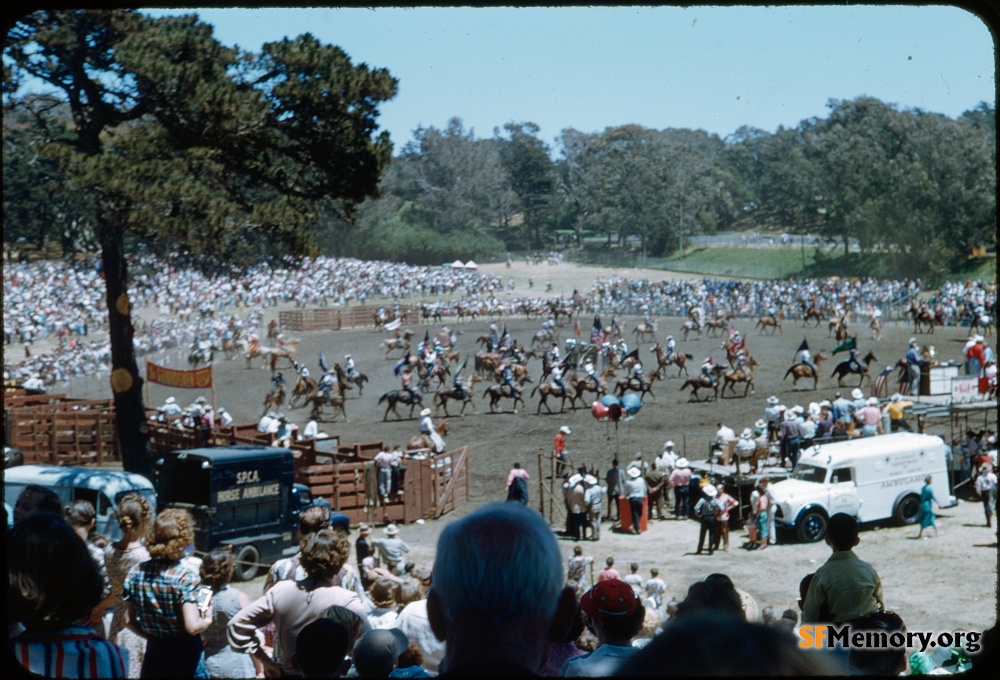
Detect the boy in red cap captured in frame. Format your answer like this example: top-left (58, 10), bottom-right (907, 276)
top-left (559, 579), bottom-right (645, 676)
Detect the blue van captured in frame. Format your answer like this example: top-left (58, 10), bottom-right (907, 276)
top-left (3, 465), bottom-right (156, 538)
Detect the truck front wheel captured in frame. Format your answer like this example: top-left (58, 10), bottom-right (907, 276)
top-left (796, 510), bottom-right (828, 542)
top-left (235, 545), bottom-right (260, 581)
top-left (894, 494), bottom-right (921, 525)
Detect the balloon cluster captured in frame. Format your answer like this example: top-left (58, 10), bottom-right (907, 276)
top-left (591, 392), bottom-right (642, 422)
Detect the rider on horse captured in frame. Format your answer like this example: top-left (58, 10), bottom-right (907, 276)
top-left (700, 357), bottom-right (717, 386)
top-left (665, 335), bottom-right (676, 362)
top-left (270, 372), bottom-right (286, 396)
top-left (549, 342), bottom-right (560, 364)
top-left (797, 346), bottom-right (816, 377)
top-left (848, 347), bottom-right (863, 373)
top-left (318, 370), bottom-right (335, 399)
top-left (345, 354), bottom-right (355, 382)
top-left (452, 372), bottom-right (467, 400)
top-left (551, 363), bottom-right (568, 396)
top-left (297, 362), bottom-right (310, 380)
top-left (631, 362), bottom-right (645, 391)
top-left (501, 361), bottom-right (521, 398)
top-left (584, 362), bottom-right (602, 395)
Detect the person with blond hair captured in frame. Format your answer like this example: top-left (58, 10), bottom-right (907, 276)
top-left (88, 492), bottom-right (153, 678)
top-left (123, 508), bottom-right (213, 678)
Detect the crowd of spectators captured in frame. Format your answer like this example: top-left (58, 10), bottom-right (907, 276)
top-left (7, 485), bottom-right (995, 678)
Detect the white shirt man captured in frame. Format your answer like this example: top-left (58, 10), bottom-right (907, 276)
top-left (217, 408), bottom-right (234, 427)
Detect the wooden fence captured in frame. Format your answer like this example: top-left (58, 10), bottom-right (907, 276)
top-left (4, 394), bottom-right (119, 465)
top-left (279, 305), bottom-right (420, 332)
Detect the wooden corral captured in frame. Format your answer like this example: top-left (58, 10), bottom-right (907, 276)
top-left (4, 393), bottom-right (119, 465)
top-left (279, 305), bottom-right (420, 332)
top-left (145, 414), bottom-right (470, 525)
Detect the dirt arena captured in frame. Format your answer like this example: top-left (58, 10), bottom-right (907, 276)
top-left (52, 261), bottom-right (997, 639)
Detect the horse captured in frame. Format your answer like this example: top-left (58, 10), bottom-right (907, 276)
top-left (783, 352), bottom-right (826, 390)
top-left (309, 386), bottom-right (347, 422)
top-left (378, 387), bottom-right (424, 421)
top-left (680, 319), bottom-right (702, 341)
top-left (968, 311), bottom-right (995, 337)
top-left (383, 334), bottom-right (412, 358)
top-left (435, 375), bottom-right (482, 417)
top-left (221, 336), bottom-right (245, 360)
top-left (870, 316), bottom-right (882, 342)
top-left (482, 384), bottom-right (526, 413)
top-left (188, 343), bottom-right (214, 368)
top-left (703, 318), bottom-right (727, 338)
top-left (831, 351), bottom-right (878, 387)
top-left (262, 384), bottom-right (286, 415)
top-left (651, 343), bottom-right (692, 378)
top-left (421, 303), bottom-right (444, 324)
top-left (613, 369), bottom-right (661, 401)
top-left (267, 319), bottom-right (280, 342)
top-left (531, 379), bottom-right (575, 415)
top-left (407, 420), bottom-right (449, 452)
top-left (567, 366), bottom-right (615, 408)
top-left (531, 328), bottom-right (557, 348)
top-left (906, 303), bottom-right (936, 334)
top-left (801, 304), bottom-right (825, 327)
top-left (756, 311), bottom-right (783, 335)
top-left (722, 357), bottom-right (758, 397)
top-left (289, 375), bottom-right (318, 408)
top-left (631, 323), bottom-right (657, 342)
top-left (679, 374), bottom-right (719, 402)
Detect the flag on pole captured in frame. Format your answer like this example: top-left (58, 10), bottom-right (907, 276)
top-left (832, 336), bottom-right (857, 355)
top-left (385, 318), bottom-right (401, 332)
top-left (457, 357), bottom-right (468, 374)
top-left (591, 316), bottom-right (604, 346)
top-left (319, 352), bottom-right (329, 372)
top-left (623, 348), bottom-right (640, 364)
top-left (872, 365), bottom-right (891, 399)
top-left (795, 338), bottom-right (809, 359)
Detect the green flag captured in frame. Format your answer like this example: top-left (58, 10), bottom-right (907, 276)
top-left (832, 336), bottom-right (857, 355)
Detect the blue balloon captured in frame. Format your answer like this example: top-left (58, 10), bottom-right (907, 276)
top-left (621, 392), bottom-right (642, 415)
top-left (599, 394), bottom-right (620, 408)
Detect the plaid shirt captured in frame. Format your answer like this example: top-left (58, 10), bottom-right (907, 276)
top-left (124, 559), bottom-right (200, 639)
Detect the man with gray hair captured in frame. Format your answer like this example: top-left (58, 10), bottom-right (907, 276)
top-left (427, 502), bottom-right (576, 676)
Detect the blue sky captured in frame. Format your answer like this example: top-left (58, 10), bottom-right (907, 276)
top-left (141, 6), bottom-right (995, 152)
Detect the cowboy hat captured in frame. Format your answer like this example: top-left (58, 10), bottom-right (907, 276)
top-left (358, 523), bottom-right (371, 535)
top-left (584, 474), bottom-right (598, 485)
top-left (663, 440), bottom-right (675, 448)
top-left (560, 425), bottom-right (572, 434)
top-left (626, 467), bottom-right (642, 478)
top-left (891, 393), bottom-right (902, 402)
top-left (703, 484), bottom-right (718, 498)
top-left (784, 409), bottom-right (798, 420)
top-left (851, 388), bottom-right (864, 400)
top-left (740, 428), bottom-right (753, 439)
top-left (420, 408), bottom-right (431, 417)
top-left (908, 337), bottom-right (918, 345)
top-left (568, 474), bottom-right (584, 485)
top-left (384, 524), bottom-right (400, 536)
top-left (754, 419), bottom-right (767, 429)
top-left (767, 395), bottom-right (779, 405)
top-left (867, 397), bottom-right (879, 405)
top-left (676, 457), bottom-right (689, 468)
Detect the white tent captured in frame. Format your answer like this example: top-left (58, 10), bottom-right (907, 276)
top-left (464, 260), bottom-right (479, 269)
top-left (450, 260), bottom-right (466, 269)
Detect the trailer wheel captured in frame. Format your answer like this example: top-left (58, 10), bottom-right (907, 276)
top-left (796, 510), bottom-right (827, 542)
top-left (893, 494), bottom-right (921, 525)
top-left (234, 545), bottom-right (260, 581)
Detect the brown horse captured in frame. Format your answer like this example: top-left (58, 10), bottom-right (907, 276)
top-left (679, 374), bottom-right (719, 402)
top-left (704, 318), bottom-right (728, 338)
top-left (722, 357), bottom-right (758, 397)
top-left (531, 377), bottom-right (577, 415)
top-left (309, 385), bottom-right (347, 422)
top-left (907, 303), bottom-right (936, 334)
top-left (651, 343), bottom-right (692, 378)
top-left (383, 333), bottom-right (412, 358)
top-left (613, 369), bottom-right (661, 401)
top-left (801, 305), bottom-right (825, 327)
top-left (783, 353), bottom-right (826, 390)
top-left (482, 384), bottom-right (526, 413)
top-left (434, 375), bottom-right (481, 417)
top-left (407, 420), bottom-right (449, 451)
top-left (680, 319), bottom-right (702, 341)
top-left (289, 375), bottom-right (317, 408)
top-left (262, 385), bottom-right (285, 415)
top-left (756, 311), bottom-right (783, 335)
top-left (869, 317), bottom-right (882, 341)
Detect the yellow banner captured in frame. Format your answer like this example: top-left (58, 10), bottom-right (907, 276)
top-left (146, 362), bottom-right (213, 389)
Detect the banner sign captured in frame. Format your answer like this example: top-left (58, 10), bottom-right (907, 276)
top-left (146, 362), bottom-right (213, 389)
top-left (951, 375), bottom-right (986, 403)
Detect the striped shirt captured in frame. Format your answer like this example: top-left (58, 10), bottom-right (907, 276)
top-left (124, 559), bottom-right (200, 639)
top-left (12, 625), bottom-right (128, 678)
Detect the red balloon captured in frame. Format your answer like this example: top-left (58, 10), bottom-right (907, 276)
top-left (591, 401), bottom-right (609, 419)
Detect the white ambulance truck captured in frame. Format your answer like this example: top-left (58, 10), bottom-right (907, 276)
top-left (771, 432), bottom-right (956, 542)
